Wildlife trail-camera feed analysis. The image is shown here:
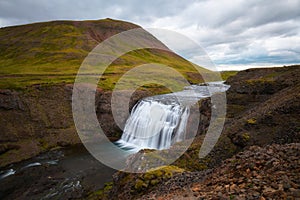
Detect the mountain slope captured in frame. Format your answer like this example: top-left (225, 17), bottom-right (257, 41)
top-left (0, 18), bottom-right (210, 90)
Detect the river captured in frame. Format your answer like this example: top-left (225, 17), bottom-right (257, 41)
top-left (0, 144), bottom-right (116, 199)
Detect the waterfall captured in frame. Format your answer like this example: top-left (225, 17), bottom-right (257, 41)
top-left (115, 82), bottom-right (229, 152)
top-left (116, 100), bottom-right (190, 151)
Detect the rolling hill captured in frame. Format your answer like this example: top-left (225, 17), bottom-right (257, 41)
top-left (0, 18), bottom-right (211, 90)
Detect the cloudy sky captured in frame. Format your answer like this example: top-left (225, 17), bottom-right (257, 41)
top-left (0, 0), bottom-right (299, 70)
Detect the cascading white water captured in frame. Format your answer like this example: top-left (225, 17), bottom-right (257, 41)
top-left (116, 100), bottom-right (190, 150)
top-left (116, 82), bottom-right (229, 152)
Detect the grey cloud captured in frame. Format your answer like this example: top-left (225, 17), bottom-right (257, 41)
top-left (245, 0), bottom-right (300, 28)
top-left (0, 0), bottom-right (191, 27)
top-left (0, 0), bottom-right (299, 69)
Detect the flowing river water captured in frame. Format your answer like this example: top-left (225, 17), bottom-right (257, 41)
top-left (0, 144), bottom-right (116, 199)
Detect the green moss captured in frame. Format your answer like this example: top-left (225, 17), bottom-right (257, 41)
top-left (173, 146), bottom-right (203, 171)
top-left (242, 133), bottom-right (250, 142)
top-left (164, 171), bottom-right (173, 179)
top-left (246, 118), bottom-right (257, 125)
top-left (131, 165), bottom-right (184, 194)
top-left (88, 182), bottom-right (113, 200)
top-left (150, 179), bottom-right (159, 186)
top-left (143, 173), bottom-right (155, 180)
top-left (134, 179), bottom-right (148, 191)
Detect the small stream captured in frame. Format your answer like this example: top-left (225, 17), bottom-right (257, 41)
top-left (0, 143), bottom-right (116, 200)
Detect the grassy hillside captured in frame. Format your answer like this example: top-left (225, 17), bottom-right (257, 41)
top-left (0, 18), bottom-right (212, 91)
top-left (0, 18), bottom-right (139, 74)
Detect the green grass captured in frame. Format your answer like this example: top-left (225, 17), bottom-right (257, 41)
top-left (0, 75), bottom-right (76, 90)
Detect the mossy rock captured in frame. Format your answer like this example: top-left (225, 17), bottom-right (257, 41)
top-left (132, 165), bottom-right (184, 193)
